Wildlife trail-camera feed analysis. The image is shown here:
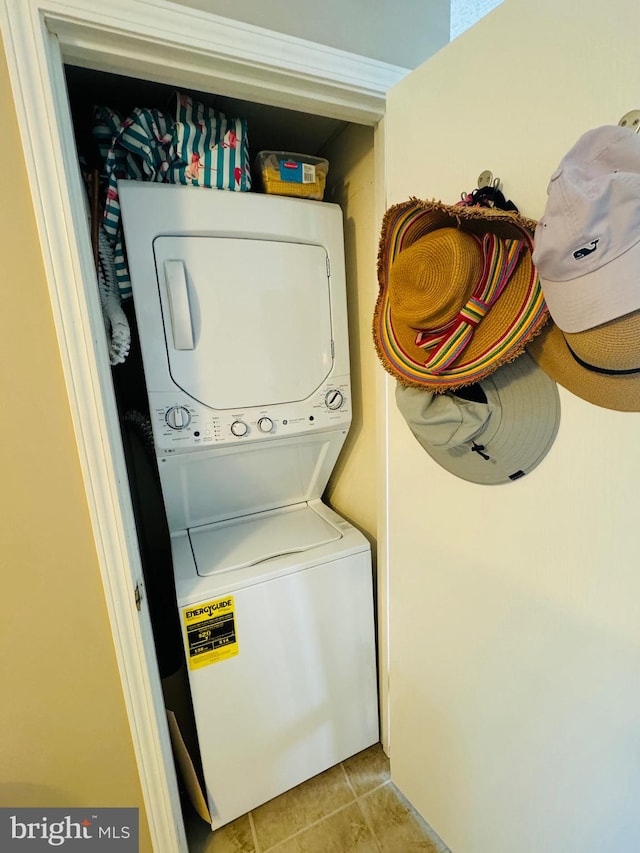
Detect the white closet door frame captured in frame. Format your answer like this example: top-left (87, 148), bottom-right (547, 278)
top-left (0, 1), bottom-right (404, 849)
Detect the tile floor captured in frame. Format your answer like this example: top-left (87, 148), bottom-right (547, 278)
top-left (185, 743), bottom-right (450, 852)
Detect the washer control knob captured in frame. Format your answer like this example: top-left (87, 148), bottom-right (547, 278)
top-left (165, 406), bottom-right (191, 430)
top-left (258, 417), bottom-right (274, 433)
top-left (324, 389), bottom-right (344, 410)
top-left (230, 420), bottom-right (248, 437)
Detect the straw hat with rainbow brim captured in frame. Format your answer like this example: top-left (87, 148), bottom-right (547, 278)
top-left (373, 199), bottom-right (549, 391)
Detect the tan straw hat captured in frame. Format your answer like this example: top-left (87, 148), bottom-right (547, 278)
top-left (373, 199), bottom-right (549, 391)
top-left (529, 125), bottom-right (640, 411)
top-left (527, 312), bottom-right (640, 411)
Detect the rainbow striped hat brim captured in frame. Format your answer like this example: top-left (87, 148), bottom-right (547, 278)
top-left (373, 198), bottom-right (549, 391)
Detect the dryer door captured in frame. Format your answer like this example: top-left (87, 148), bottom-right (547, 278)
top-left (153, 236), bottom-right (333, 409)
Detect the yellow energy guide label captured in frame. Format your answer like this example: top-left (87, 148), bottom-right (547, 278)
top-left (183, 596), bottom-right (239, 670)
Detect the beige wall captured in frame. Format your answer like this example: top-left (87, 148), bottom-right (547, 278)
top-left (383, 1), bottom-right (640, 851)
top-left (322, 125), bottom-right (378, 547)
top-left (170, 0), bottom-right (450, 69)
top-left (0, 35), bottom-right (151, 850)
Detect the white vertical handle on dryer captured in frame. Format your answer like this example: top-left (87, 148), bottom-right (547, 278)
top-left (164, 259), bottom-right (195, 350)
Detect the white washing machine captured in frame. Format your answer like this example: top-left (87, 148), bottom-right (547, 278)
top-left (118, 183), bottom-right (379, 829)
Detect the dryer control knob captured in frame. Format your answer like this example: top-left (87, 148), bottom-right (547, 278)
top-left (324, 389), bottom-right (344, 410)
top-left (165, 406), bottom-right (191, 430)
top-left (230, 420), bottom-right (249, 437)
top-left (258, 417), bottom-right (274, 433)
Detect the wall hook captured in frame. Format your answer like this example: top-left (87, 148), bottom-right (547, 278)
top-left (461, 171), bottom-right (501, 201)
top-left (618, 110), bottom-right (640, 133)
top-left (477, 170), bottom-right (500, 190)
top-left (458, 172), bottom-right (517, 212)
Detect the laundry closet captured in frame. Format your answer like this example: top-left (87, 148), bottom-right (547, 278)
top-left (62, 64), bottom-right (380, 831)
top-left (10, 2), bottom-right (640, 851)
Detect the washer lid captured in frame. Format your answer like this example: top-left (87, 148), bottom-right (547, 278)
top-left (189, 503), bottom-right (342, 576)
top-left (153, 236), bottom-right (333, 409)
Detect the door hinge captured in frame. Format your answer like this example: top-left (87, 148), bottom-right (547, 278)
top-left (134, 582), bottom-right (143, 612)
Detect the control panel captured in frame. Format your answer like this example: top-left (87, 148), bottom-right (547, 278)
top-left (148, 375), bottom-right (351, 455)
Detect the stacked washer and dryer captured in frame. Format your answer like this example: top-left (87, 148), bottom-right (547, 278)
top-left (118, 182), bottom-right (379, 830)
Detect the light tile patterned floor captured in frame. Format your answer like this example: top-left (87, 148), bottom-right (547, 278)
top-left (185, 743), bottom-right (450, 852)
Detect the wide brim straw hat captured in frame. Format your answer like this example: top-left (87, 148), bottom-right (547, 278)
top-left (373, 198), bottom-right (549, 391)
top-left (527, 312), bottom-right (640, 411)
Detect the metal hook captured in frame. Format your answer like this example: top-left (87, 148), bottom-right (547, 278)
top-left (477, 170), bottom-right (500, 190)
top-left (619, 110), bottom-right (640, 133)
top-left (461, 171), bottom-right (500, 202)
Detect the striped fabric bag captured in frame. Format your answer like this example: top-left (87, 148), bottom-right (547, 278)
top-left (167, 93), bottom-right (251, 191)
top-left (93, 106), bottom-right (175, 297)
top-left (92, 94), bottom-right (251, 298)
top-left (92, 106), bottom-right (144, 297)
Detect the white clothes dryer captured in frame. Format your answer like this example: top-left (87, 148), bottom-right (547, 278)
top-left (118, 183), bottom-right (378, 829)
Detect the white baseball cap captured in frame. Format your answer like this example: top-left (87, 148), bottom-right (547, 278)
top-left (532, 125), bottom-right (640, 333)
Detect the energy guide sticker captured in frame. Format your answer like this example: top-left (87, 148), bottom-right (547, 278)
top-left (183, 596), bottom-right (238, 669)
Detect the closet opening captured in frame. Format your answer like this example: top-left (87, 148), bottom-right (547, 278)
top-left (62, 61), bottom-right (374, 842)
